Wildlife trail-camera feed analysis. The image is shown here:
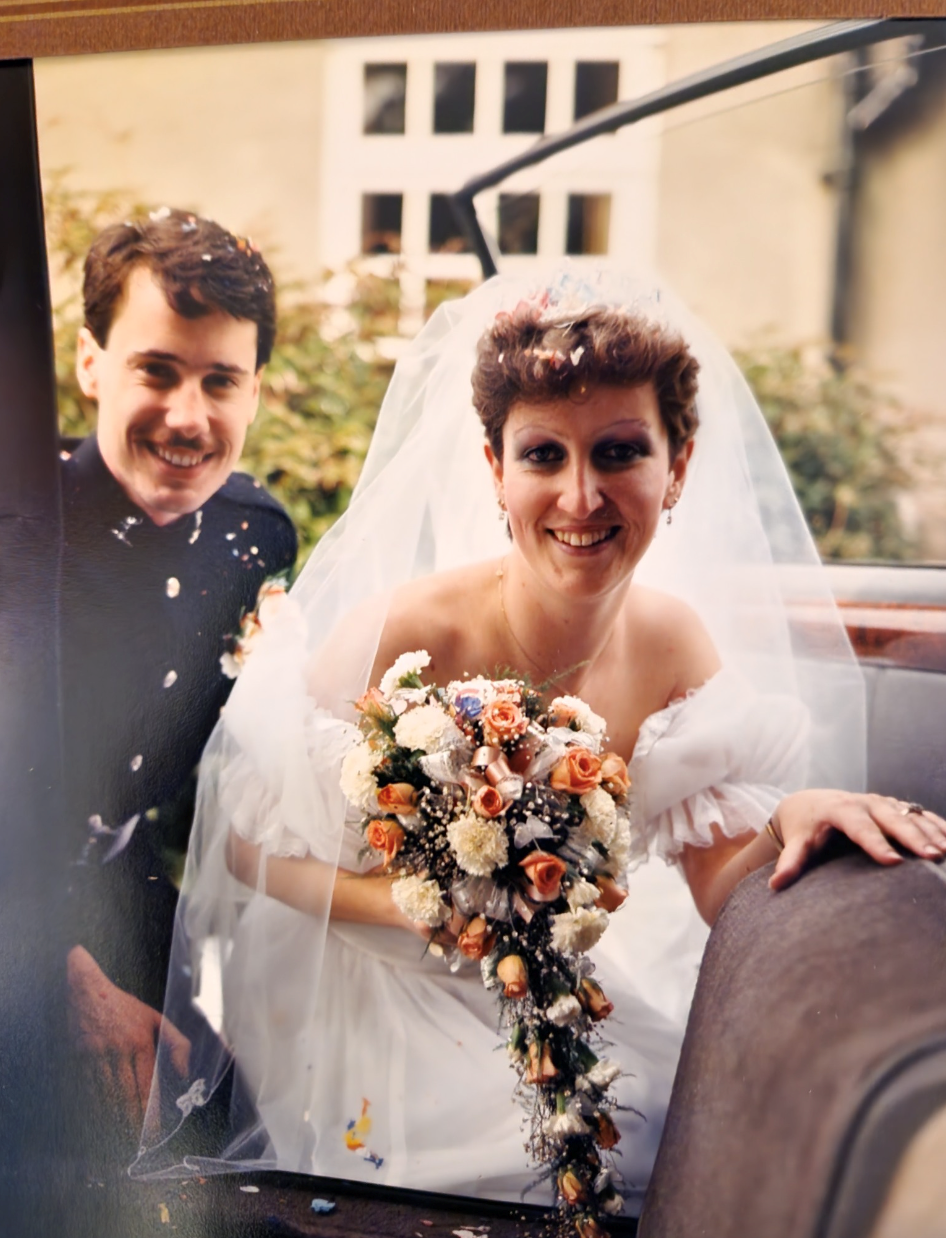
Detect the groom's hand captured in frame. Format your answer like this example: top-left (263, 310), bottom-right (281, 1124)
top-left (67, 945), bottom-right (191, 1135)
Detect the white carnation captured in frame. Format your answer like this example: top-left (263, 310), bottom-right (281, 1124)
top-left (394, 703), bottom-right (462, 754)
top-left (549, 694), bottom-right (607, 748)
top-left (550, 907), bottom-right (609, 955)
top-left (566, 877), bottom-right (600, 911)
top-left (391, 875), bottom-right (449, 926)
top-left (580, 787), bottom-right (617, 846)
top-left (594, 1166), bottom-right (624, 1195)
top-left (380, 650), bottom-right (431, 696)
top-left (605, 813), bottom-right (632, 878)
top-left (546, 994), bottom-right (583, 1026)
top-left (579, 1058), bottom-right (622, 1091)
top-left (447, 812), bottom-right (509, 877)
top-left (543, 1104), bottom-right (591, 1141)
top-left (339, 742), bottom-right (380, 810)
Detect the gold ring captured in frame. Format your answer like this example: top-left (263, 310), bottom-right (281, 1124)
top-left (765, 819), bottom-right (784, 852)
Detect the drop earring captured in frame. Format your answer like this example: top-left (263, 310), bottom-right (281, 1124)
top-left (497, 490), bottom-right (507, 522)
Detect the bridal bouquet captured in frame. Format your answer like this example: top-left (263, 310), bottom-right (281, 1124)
top-left (340, 651), bottom-right (633, 1237)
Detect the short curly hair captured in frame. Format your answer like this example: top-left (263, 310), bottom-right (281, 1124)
top-left (83, 208), bottom-right (277, 370)
top-left (471, 303), bottom-right (700, 460)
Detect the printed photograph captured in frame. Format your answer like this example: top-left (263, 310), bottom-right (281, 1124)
top-left (9, 17), bottom-right (946, 1237)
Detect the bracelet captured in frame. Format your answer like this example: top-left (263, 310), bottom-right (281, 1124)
top-left (764, 817), bottom-right (784, 853)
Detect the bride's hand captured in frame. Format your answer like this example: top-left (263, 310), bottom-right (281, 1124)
top-left (399, 903), bottom-right (467, 946)
top-left (769, 789), bottom-right (946, 891)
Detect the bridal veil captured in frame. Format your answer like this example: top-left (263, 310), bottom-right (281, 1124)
top-left (134, 263), bottom-right (866, 1184)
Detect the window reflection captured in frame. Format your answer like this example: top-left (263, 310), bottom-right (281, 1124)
top-left (434, 63), bottom-right (476, 134)
top-left (498, 193), bottom-right (540, 254)
top-left (566, 194), bottom-right (611, 255)
top-left (428, 194), bottom-right (471, 253)
top-left (573, 61), bottom-right (620, 122)
top-left (364, 64), bottom-right (407, 135)
top-left (503, 62), bottom-right (547, 134)
top-left (362, 193), bottom-right (403, 253)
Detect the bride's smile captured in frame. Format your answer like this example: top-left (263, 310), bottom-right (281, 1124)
top-left (486, 383), bottom-right (691, 603)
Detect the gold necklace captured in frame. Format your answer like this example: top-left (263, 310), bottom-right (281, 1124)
top-left (496, 558), bottom-right (614, 696)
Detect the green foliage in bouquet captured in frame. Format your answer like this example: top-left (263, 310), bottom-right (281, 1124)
top-left (736, 345), bottom-right (918, 562)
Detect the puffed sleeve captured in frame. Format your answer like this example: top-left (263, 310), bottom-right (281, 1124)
top-left (628, 668), bottom-right (810, 866)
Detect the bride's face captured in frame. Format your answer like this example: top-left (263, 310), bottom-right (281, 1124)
top-left (486, 383), bottom-right (691, 600)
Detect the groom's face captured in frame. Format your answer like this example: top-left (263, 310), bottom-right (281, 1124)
top-left (76, 265), bottom-right (261, 526)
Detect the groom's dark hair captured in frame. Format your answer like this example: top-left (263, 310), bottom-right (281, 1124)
top-left (472, 305), bottom-right (700, 461)
top-left (82, 208), bottom-right (277, 370)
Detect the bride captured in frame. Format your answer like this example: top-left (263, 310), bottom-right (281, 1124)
top-left (136, 267), bottom-right (946, 1214)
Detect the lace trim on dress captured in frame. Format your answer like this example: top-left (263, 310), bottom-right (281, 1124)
top-left (627, 668), bottom-right (809, 867)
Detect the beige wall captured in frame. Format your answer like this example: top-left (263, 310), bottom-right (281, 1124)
top-left (655, 22), bottom-right (840, 349)
top-left (34, 41), bottom-right (328, 289)
top-left (850, 64), bottom-right (946, 558)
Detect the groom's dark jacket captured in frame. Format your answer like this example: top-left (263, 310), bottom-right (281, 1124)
top-left (61, 435), bottom-right (297, 1012)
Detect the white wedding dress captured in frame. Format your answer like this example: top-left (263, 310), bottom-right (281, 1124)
top-left (137, 265), bottom-right (863, 1214)
top-left (213, 661), bottom-right (806, 1215)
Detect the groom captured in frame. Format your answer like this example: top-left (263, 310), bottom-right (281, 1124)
top-left (61, 208), bottom-right (296, 1151)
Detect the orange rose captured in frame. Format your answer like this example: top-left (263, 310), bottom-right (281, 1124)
top-left (599, 751), bottom-right (631, 798)
top-left (525, 1039), bottom-right (558, 1085)
top-left (577, 977), bottom-right (613, 1022)
top-left (558, 1168), bottom-right (587, 1206)
top-left (594, 875), bottom-right (628, 913)
top-left (547, 702), bottom-right (580, 729)
top-left (592, 1111), bottom-right (621, 1150)
top-left (356, 686), bottom-right (394, 723)
top-left (365, 819), bottom-right (406, 865)
top-left (472, 785), bottom-right (506, 818)
top-left (519, 851), bottom-right (568, 903)
top-left (481, 698), bottom-right (528, 746)
top-left (496, 954), bottom-right (529, 999)
top-left (376, 782), bottom-right (418, 815)
top-left (457, 916), bottom-right (496, 961)
top-left (550, 748), bottom-right (602, 796)
top-left (576, 1217), bottom-right (608, 1238)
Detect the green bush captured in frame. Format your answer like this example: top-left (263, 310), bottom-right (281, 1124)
top-left (736, 345), bottom-right (917, 561)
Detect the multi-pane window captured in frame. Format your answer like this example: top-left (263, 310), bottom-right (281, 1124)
top-left (565, 194), bottom-right (611, 255)
top-left (503, 62), bottom-right (547, 134)
top-left (498, 193), bottom-right (540, 254)
top-left (361, 193), bottom-right (403, 254)
top-left (428, 194), bottom-right (470, 253)
top-left (434, 63), bottom-right (476, 134)
top-left (364, 64), bottom-right (407, 135)
top-left (573, 61), bottom-right (620, 122)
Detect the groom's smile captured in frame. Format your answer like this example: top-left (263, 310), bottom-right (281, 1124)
top-left (76, 265), bottom-right (261, 526)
